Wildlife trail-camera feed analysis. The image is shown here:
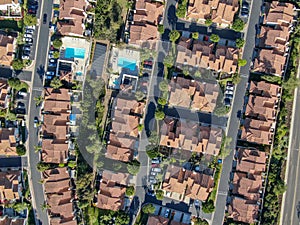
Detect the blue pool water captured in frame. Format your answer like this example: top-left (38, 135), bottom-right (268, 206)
top-left (118, 57), bottom-right (137, 71)
top-left (65, 47), bottom-right (85, 59)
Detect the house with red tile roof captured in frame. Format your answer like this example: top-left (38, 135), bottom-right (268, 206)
top-left (0, 34), bottom-right (15, 67)
top-left (162, 165), bottom-right (214, 202)
top-left (0, 215), bottom-right (26, 225)
top-left (0, 170), bottom-right (22, 204)
top-left (129, 0), bottom-right (163, 46)
top-left (0, 128), bottom-right (17, 157)
top-left (147, 215), bottom-right (189, 225)
top-left (57, 0), bottom-right (88, 37)
top-left (0, 80), bottom-right (9, 109)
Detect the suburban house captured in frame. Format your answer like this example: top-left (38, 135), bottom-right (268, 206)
top-left (253, 1), bottom-right (295, 76)
top-left (263, 1), bottom-right (295, 27)
top-left (57, 0), bottom-right (88, 37)
top-left (0, 33), bottom-right (15, 67)
top-left (41, 88), bottom-right (71, 164)
top-left (128, 0), bottom-right (163, 46)
top-left (176, 39), bottom-right (239, 74)
top-left (242, 81), bottom-right (280, 145)
top-left (43, 167), bottom-right (76, 225)
top-left (228, 148), bottom-right (267, 224)
top-left (96, 170), bottom-right (129, 211)
top-left (168, 76), bottom-right (219, 112)
top-left (147, 215), bottom-right (189, 225)
top-left (186, 0), bottom-right (239, 27)
top-left (0, 0), bottom-right (22, 19)
top-left (162, 165), bottom-right (214, 202)
top-left (106, 97), bottom-right (144, 162)
top-left (0, 170), bottom-right (22, 204)
top-left (0, 128), bottom-right (17, 157)
top-left (0, 215), bottom-right (26, 225)
top-left (160, 117), bottom-right (223, 156)
top-left (0, 80), bottom-right (9, 109)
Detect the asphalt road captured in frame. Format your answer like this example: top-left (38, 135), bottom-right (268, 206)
top-left (27, 0), bottom-right (53, 224)
top-left (280, 63), bottom-right (300, 225)
top-left (211, 0), bottom-right (263, 224)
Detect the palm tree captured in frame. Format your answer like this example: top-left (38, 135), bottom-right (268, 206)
top-left (50, 77), bottom-right (62, 89)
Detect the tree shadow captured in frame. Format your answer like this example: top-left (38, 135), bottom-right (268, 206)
top-left (36, 64), bottom-right (45, 81)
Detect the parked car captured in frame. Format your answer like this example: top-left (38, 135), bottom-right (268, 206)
top-left (225, 94), bottom-right (233, 100)
top-left (46, 75), bottom-right (53, 80)
top-left (48, 53), bottom-right (53, 59)
top-left (23, 45), bottom-right (31, 51)
top-left (150, 172), bottom-right (156, 176)
top-left (49, 58), bottom-right (56, 63)
top-left (241, 8), bottom-right (249, 17)
top-left (24, 33), bottom-right (33, 38)
top-left (26, 29), bottom-right (34, 34)
top-left (152, 168), bottom-right (162, 173)
top-left (226, 85), bottom-right (234, 91)
top-left (151, 159), bottom-right (160, 164)
top-left (18, 91), bottom-right (27, 97)
top-left (149, 178), bottom-right (157, 184)
top-left (237, 110), bottom-right (242, 118)
top-left (43, 13), bottom-right (47, 24)
top-left (24, 37), bottom-right (33, 43)
top-left (194, 200), bottom-right (200, 207)
top-left (224, 98), bottom-right (231, 107)
top-left (34, 117), bottom-right (38, 128)
top-left (26, 25), bottom-right (36, 30)
top-left (23, 50), bottom-right (30, 55)
top-left (46, 71), bottom-right (55, 76)
top-left (28, 9), bottom-right (37, 14)
top-left (225, 90), bottom-right (234, 95)
top-left (164, 209), bottom-right (170, 218)
top-left (48, 63), bottom-right (57, 67)
top-left (17, 102), bottom-right (25, 109)
top-left (16, 108), bottom-right (26, 114)
top-left (22, 55), bottom-right (30, 60)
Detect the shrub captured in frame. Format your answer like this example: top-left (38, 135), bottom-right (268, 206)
top-left (205, 18), bottom-right (212, 26)
top-left (53, 38), bottom-right (63, 49)
top-left (50, 77), bottom-right (62, 89)
top-left (235, 38), bottom-right (245, 48)
top-left (127, 160), bottom-right (141, 175)
top-left (135, 90), bottom-right (145, 101)
top-left (146, 145), bottom-right (160, 159)
top-left (155, 110), bottom-right (165, 120)
top-left (24, 14), bottom-right (37, 26)
top-left (210, 34), bottom-right (220, 43)
top-left (192, 32), bottom-right (199, 40)
top-left (138, 124), bottom-right (144, 132)
top-left (163, 55), bottom-right (174, 68)
top-left (202, 200), bottom-right (215, 213)
top-left (36, 162), bottom-right (52, 172)
top-left (16, 144), bottom-right (26, 156)
top-left (238, 59), bottom-right (247, 67)
top-left (126, 186), bottom-right (135, 196)
top-left (176, 0), bottom-right (187, 18)
top-left (155, 190), bottom-right (164, 200)
top-left (158, 24), bottom-right (164, 34)
top-left (12, 59), bottom-right (24, 71)
top-left (232, 18), bottom-right (244, 32)
top-left (142, 203), bottom-right (156, 214)
top-left (159, 80), bottom-right (169, 92)
top-left (169, 30), bottom-right (180, 43)
top-left (158, 97), bottom-right (167, 106)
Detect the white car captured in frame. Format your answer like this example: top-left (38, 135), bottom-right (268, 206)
top-left (26, 29), bottom-right (34, 34)
top-left (22, 55), bottom-right (30, 60)
top-left (225, 90), bottom-right (234, 95)
top-left (26, 25), bottom-right (36, 30)
top-left (46, 71), bottom-right (55, 76)
top-left (24, 37), bottom-right (33, 43)
top-left (226, 86), bottom-right (234, 91)
top-left (18, 91), bottom-right (28, 97)
top-left (24, 33), bottom-right (33, 38)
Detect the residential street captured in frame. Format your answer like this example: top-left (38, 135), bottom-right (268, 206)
top-left (211, 0), bottom-right (263, 224)
top-left (27, 0), bottom-right (53, 224)
top-left (280, 63), bottom-right (300, 225)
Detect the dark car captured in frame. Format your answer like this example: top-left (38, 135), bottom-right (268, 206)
top-left (43, 14), bottom-right (47, 24)
top-left (224, 98), bottom-right (231, 107)
top-left (17, 102), bottom-right (25, 109)
top-left (237, 110), bottom-right (242, 118)
top-left (16, 108), bottom-right (26, 115)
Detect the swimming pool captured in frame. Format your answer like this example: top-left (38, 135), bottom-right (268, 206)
top-left (118, 57), bottom-right (137, 71)
top-left (65, 47), bottom-right (86, 59)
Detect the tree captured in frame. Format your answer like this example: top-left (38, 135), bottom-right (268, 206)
top-left (232, 18), bottom-right (245, 32)
top-left (53, 51), bottom-right (60, 59)
top-left (235, 38), bottom-right (245, 48)
top-left (12, 202), bottom-right (28, 213)
top-left (37, 162), bottom-right (52, 172)
top-left (158, 24), bottom-right (164, 34)
top-left (169, 30), bottom-right (180, 43)
top-left (8, 77), bottom-right (21, 89)
top-left (163, 54), bottom-right (174, 68)
top-left (194, 70), bottom-right (201, 78)
top-left (238, 59), bottom-right (247, 67)
top-left (24, 14), bottom-right (37, 26)
top-left (159, 80), bottom-right (169, 92)
top-left (155, 190), bottom-right (164, 200)
top-left (126, 186), bottom-right (135, 196)
top-left (142, 203), bottom-right (156, 214)
top-left (214, 105), bottom-right (230, 116)
top-left (50, 77), bottom-right (62, 89)
top-left (155, 110), bottom-right (165, 121)
top-left (148, 131), bottom-right (159, 145)
top-left (232, 73), bottom-right (241, 84)
top-left (138, 124), bottom-right (144, 132)
top-left (158, 97), bottom-right (167, 106)
top-left (6, 111), bottom-right (16, 121)
top-left (176, 0), bottom-right (187, 18)
top-left (210, 34), bottom-right (220, 43)
top-left (219, 136), bottom-right (232, 159)
top-left (146, 145), bottom-right (160, 159)
top-left (261, 75), bottom-right (282, 84)
top-left (192, 32), bottom-right (199, 40)
top-left (202, 200), bottom-right (215, 213)
top-left (34, 145), bottom-right (42, 153)
top-left (34, 96), bottom-right (44, 106)
top-left (193, 217), bottom-right (209, 225)
top-left (12, 59), bottom-right (24, 71)
top-left (53, 38), bottom-right (63, 49)
top-left (16, 144), bottom-right (26, 156)
top-left (135, 90), bottom-right (145, 101)
top-left (115, 211), bottom-right (130, 225)
top-left (205, 18), bottom-right (212, 26)
top-left (68, 161), bottom-right (76, 169)
top-left (127, 160), bottom-right (141, 175)
top-left (41, 203), bottom-right (50, 211)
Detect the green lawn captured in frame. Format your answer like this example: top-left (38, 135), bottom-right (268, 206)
top-left (0, 19), bottom-right (22, 32)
